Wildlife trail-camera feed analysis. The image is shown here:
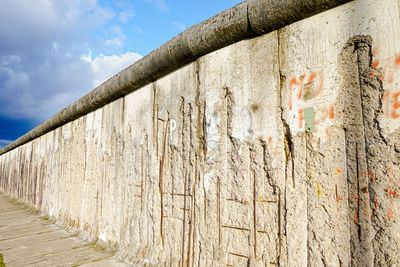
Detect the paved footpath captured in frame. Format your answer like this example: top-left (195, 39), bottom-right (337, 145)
top-left (0, 193), bottom-right (128, 267)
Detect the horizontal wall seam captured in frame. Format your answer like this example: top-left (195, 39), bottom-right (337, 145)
top-left (0, 0), bottom-right (352, 156)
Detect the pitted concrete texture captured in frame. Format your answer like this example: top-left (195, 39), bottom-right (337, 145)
top-left (0, 193), bottom-right (126, 267)
top-left (1, 0), bottom-right (400, 266)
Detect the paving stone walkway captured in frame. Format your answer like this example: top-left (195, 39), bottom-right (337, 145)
top-left (0, 193), bottom-right (127, 267)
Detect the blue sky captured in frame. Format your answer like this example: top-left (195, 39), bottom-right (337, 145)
top-left (0, 0), bottom-right (242, 149)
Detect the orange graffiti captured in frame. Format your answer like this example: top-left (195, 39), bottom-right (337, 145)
top-left (353, 212), bottom-right (359, 225)
top-left (370, 70), bottom-right (375, 79)
top-left (329, 105), bottom-right (334, 119)
top-left (306, 73), bottom-right (317, 96)
top-left (325, 128), bottom-right (331, 138)
top-left (383, 91), bottom-right (400, 119)
top-left (391, 92), bottom-right (400, 118)
top-left (314, 105), bottom-right (335, 125)
top-left (386, 167), bottom-right (400, 220)
top-left (288, 72), bottom-right (324, 110)
top-left (298, 109), bottom-right (304, 128)
top-left (371, 50), bottom-right (400, 84)
top-left (298, 72), bottom-right (317, 99)
top-left (321, 166), bottom-right (400, 223)
top-left (387, 204), bottom-right (393, 220)
top-left (386, 188), bottom-right (400, 198)
top-left (288, 71), bottom-right (333, 138)
top-left (396, 55), bottom-right (400, 65)
top-left (348, 171), bottom-right (378, 220)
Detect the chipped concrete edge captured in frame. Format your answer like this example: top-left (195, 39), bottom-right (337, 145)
top-left (0, 0), bottom-right (351, 155)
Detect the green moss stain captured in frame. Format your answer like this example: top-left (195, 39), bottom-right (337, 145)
top-left (0, 253), bottom-right (6, 267)
top-left (87, 242), bottom-right (109, 254)
top-left (304, 107), bottom-right (315, 132)
top-left (250, 103), bottom-right (260, 112)
top-left (72, 258), bottom-right (103, 267)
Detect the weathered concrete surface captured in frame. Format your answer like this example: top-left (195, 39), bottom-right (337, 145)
top-left (1, 0), bottom-right (400, 266)
top-left (0, 0), bottom-right (351, 157)
top-left (0, 193), bottom-right (127, 267)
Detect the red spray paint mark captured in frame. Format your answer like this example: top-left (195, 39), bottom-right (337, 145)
top-left (370, 70), bottom-right (375, 79)
top-left (382, 91), bottom-right (400, 118)
top-left (353, 212), bottom-right (359, 225)
top-left (325, 128), bottom-right (331, 138)
top-left (298, 109), bottom-right (304, 128)
top-left (379, 69), bottom-right (385, 81)
top-left (329, 105), bottom-right (334, 119)
top-left (302, 72), bottom-right (317, 99)
top-left (387, 168), bottom-right (393, 220)
top-left (314, 105), bottom-right (335, 125)
top-left (289, 72), bottom-right (324, 110)
top-left (370, 60), bottom-right (379, 78)
top-left (391, 92), bottom-right (400, 118)
top-left (395, 55), bottom-right (400, 65)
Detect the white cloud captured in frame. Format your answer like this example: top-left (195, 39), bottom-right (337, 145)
top-left (155, 0), bottom-right (168, 12)
top-left (145, 0), bottom-right (169, 13)
top-left (51, 41), bottom-right (60, 53)
top-left (0, 0), bottom-right (142, 123)
top-left (173, 22), bottom-right (186, 32)
top-left (81, 50), bottom-right (142, 87)
top-left (110, 26), bottom-right (123, 35)
top-left (119, 11), bottom-right (134, 23)
top-left (104, 26), bottom-right (126, 48)
top-left (1, 55), bottom-right (21, 65)
top-left (106, 38), bottom-right (123, 47)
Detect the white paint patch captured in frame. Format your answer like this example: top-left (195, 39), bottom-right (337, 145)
top-left (61, 123), bottom-right (72, 140)
top-left (231, 106), bottom-right (252, 142)
top-left (206, 109), bottom-right (220, 153)
top-left (93, 109), bottom-right (103, 143)
top-left (169, 119), bottom-right (177, 136)
top-left (99, 232), bottom-right (107, 242)
top-left (85, 112), bottom-right (94, 139)
top-left (49, 203), bottom-right (54, 217)
top-left (203, 171), bottom-right (214, 193)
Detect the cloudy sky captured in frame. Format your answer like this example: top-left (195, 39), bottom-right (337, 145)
top-left (0, 0), bottom-right (241, 149)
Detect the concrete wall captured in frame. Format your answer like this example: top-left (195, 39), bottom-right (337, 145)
top-left (1, 0), bottom-right (400, 265)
